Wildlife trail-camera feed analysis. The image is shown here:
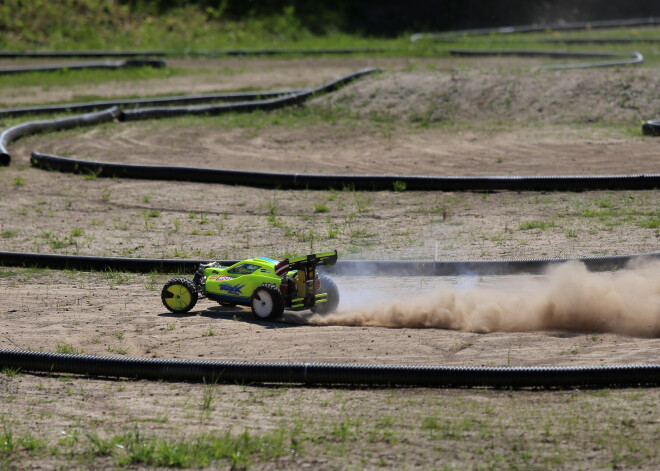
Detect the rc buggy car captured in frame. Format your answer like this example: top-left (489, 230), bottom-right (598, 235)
top-left (161, 250), bottom-right (340, 320)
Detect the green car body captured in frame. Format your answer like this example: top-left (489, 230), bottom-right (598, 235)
top-left (161, 251), bottom-right (340, 319)
top-left (202, 256), bottom-right (293, 305)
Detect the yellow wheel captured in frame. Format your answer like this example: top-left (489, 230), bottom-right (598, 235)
top-left (161, 277), bottom-right (198, 313)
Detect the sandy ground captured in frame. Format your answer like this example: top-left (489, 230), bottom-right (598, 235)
top-left (1, 57), bottom-right (659, 362)
top-left (1, 55), bottom-right (659, 469)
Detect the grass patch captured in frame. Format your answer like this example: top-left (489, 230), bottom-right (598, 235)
top-left (638, 216), bottom-right (660, 229)
top-left (518, 220), bottom-right (555, 231)
top-left (55, 342), bottom-right (81, 355)
top-left (313, 202), bottom-right (329, 213)
top-left (1, 229), bottom-right (18, 239)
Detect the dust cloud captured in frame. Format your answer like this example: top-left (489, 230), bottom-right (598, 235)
top-left (312, 260), bottom-right (660, 337)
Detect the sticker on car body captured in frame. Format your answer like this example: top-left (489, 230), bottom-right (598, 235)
top-left (219, 283), bottom-right (246, 295)
top-left (208, 275), bottom-right (233, 281)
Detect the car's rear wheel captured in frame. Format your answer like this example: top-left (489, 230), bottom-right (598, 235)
top-left (250, 283), bottom-right (284, 320)
top-left (310, 275), bottom-right (340, 315)
top-left (161, 277), bottom-right (198, 313)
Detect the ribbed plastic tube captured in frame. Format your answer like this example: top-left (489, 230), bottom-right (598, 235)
top-left (0, 68), bottom-right (379, 165)
top-left (29, 154), bottom-right (660, 191)
top-left (1, 350), bottom-right (658, 387)
top-left (1, 250), bottom-right (658, 275)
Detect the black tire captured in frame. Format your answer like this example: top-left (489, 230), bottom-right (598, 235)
top-left (161, 277), bottom-right (198, 313)
top-left (250, 283), bottom-right (284, 320)
top-left (310, 275), bottom-right (340, 315)
top-left (642, 119), bottom-right (660, 136)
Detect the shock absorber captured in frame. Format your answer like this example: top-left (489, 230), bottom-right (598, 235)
top-left (192, 263), bottom-right (211, 294)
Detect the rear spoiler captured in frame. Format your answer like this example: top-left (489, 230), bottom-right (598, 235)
top-left (274, 250), bottom-right (338, 276)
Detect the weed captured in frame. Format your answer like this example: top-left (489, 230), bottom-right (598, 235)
top-left (327, 224), bottom-right (339, 239)
top-left (107, 346), bottom-right (129, 355)
top-left (203, 327), bottom-right (216, 337)
top-left (0, 424), bottom-right (16, 456)
top-left (200, 379), bottom-right (218, 413)
top-left (18, 433), bottom-right (46, 452)
top-left (1, 229), bottom-right (18, 239)
top-left (639, 218), bottom-right (660, 229)
top-left (352, 189), bottom-right (372, 213)
top-left (1, 366), bottom-right (21, 376)
top-left (55, 342), bottom-right (81, 355)
top-left (392, 181), bottom-right (407, 192)
top-left (313, 202), bottom-right (329, 213)
top-left (518, 220), bottom-right (555, 231)
top-left (12, 176), bottom-right (24, 186)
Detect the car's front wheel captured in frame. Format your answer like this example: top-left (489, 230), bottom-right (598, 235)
top-left (161, 277), bottom-right (198, 313)
top-left (250, 283), bottom-right (284, 320)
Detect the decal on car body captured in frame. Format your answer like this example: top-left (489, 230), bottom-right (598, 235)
top-left (208, 275), bottom-right (233, 281)
top-left (219, 283), bottom-right (246, 295)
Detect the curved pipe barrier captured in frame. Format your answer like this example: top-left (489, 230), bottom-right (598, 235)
top-left (30, 153), bottom-right (660, 192)
top-left (0, 107), bottom-right (121, 166)
top-left (448, 49), bottom-right (644, 70)
top-left (0, 349), bottom-right (658, 387)
top-left (0, 59), bottom-right (165, 75)
top-left (411, 17), bottom-right (660, 42)
top-left (1, 250), bottom-right (658, 276)
top-left (0, 87), bottom-right (311, 118)
top-left (0, 67), bottom-right (379, 165)
top-left (119, 66), bottom-right (378, 121)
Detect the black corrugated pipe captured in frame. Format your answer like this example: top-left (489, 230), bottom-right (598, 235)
top-left (119, 66), bottom-right (378, 121)
top-left (0, 59), bottom-right (165, 75)
top-left (0, 87), bottom-right (311, 118)
top-left (29, 153), bottom-right (660, 192)
top-left (448, 49), bottom-right (644, 69)
top-left (0, 107), bottom-right (122, 166)
top-left (410, 17), bottom-right (660, 41)
top-left (1, 350), bottom-right (658, 387)
top-left (0, 68), bottom-right (379, 165)
top-left (1, 250), bottom-right (658, 275)
top-left (0, 251), bottom-right (215, 273)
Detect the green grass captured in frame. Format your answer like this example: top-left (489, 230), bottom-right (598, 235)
top-left (4, 0), bottom-right (658, 66)
top-left (0, 0), bottom-right (407, 53)
top-left (518, 220), bottom-right (556, 231)
top-left (313, 202), bottom-right (329, 213)
top-left (55, 342), bottom-right (81, 355)
top-left (1, 229), bottom-right (18, 239)
top-left (1, 386), bottom-right (659, 469)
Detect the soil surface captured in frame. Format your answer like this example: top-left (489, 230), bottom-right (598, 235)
top-left (1, 54), bottom-right (659, 469)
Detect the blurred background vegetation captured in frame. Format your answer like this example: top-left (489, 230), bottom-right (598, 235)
top-left (1, 0), bottom-right (659, 50)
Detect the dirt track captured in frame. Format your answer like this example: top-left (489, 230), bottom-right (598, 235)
top-left (2, 56), bottom-right (660, 360)
top-left (1, 55), bottom-right (660, 469)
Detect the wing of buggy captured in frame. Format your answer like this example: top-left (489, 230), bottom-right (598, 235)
top-left (273, 250), bottom-right (338, 276)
